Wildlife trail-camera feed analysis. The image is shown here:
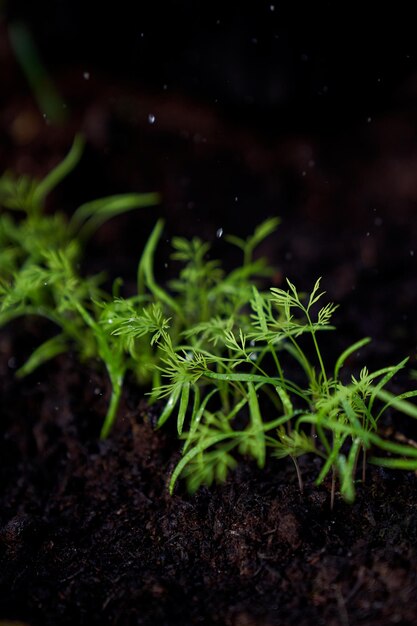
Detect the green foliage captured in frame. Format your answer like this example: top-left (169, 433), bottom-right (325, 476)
top-left (152, 278), bottom-right (417, 504)
top-left (99, 217), bottom-right (281, 437)
top-left (2, 145), bottom-right (417, 504)
top-left (0, 136), bottom-right (159, 436)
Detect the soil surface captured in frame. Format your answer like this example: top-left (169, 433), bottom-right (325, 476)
top-left (2, 14), bottom-right (417, 626)
top-left (2, 342), bottom-right (417, 626)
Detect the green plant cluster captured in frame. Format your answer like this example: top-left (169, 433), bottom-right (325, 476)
top-left (2, 138), bottom-right (417, 504)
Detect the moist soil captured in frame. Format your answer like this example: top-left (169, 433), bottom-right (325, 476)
top-left (2, 339), bottom-right (417, 626)
top-left (2, 20), bottom-right (417, 625)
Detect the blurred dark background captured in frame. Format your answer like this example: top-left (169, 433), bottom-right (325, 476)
top-left (5, 1), bottom-right (417, 131)
top-left (1, 1), bottom-right (417, 357)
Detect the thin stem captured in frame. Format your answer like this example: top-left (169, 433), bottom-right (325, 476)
top-left (291, 456), bottom-right (304, 494)
top-left (33, 135), bottom-right (85, 208)
top-left (100, 375), bottom-right (123, 439)
top-left (306, 310), bottom-right (328, 390)
top-left (287, 334), bottom-right (314, 380)
top-left (362, 448), bottom-right (367, 483)
top-left (330, 467), bottom-right (336, 511)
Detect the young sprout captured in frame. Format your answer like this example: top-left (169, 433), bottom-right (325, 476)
top-left (2, 153), bottom-right (417, 504)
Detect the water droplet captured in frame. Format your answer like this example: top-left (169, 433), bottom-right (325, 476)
top-left (366, 232), bottom-right (370, 237)
top-left (163, 84), bottom-right (168, 90)
top-left (83, 71), bottom-right (90, 80)
top-left (234, 196), bottom-right (239, 202)
top-left (108, 318), bottom-right (113, 324)
top-left (216, 228), bottom-right (224, 238)
top-left (410, 250), bottom-right (415, 257)
top-left (43, 282), bottom-right (48, 286)
top-left (367, 116), bottom-right (372, 123)
top-left (302, 170), bottom-right (306, 177)
top-left (148, 114), bottom-right (156, 124)
top-left (270, 4), bottom-right (275, 10)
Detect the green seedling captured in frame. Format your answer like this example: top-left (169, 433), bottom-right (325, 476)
top-left (0, 152), bottom-right (280, 438)
top-left (8, 21), bottom-right (67, 124)
top-left (96, 216), bottom-right (280, 436)
top-left (0, 136), bottom-right (159, 428)
top-left (152, 278), bottom-right (417, 505)
top-left (2, 147), bottom-right (417, 504)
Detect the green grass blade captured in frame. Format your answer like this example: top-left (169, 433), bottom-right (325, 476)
top-left (338, 438), bottom-right (361, 503)
top-left (70, 192), bottom-right (160, 241)
top-left (177, 382), bottom-right (191, 435)
top-left (275, 385), bottom-right (293, 417)
top-left (248, 382), bottom-right (266, 467)
top-left (369, 457), bottom-right (417, 470)
top-left (169, 433), bottom-right (235, 494)
top-left (340, 397), bottom-right (363, 433)
top-left (9, 22), bottom-right (67, 125)
top-left (334, 337), bottom-right (371, 380)
top-left (100, 376), bottom-right (124, 439)
top-left (157, 386), bottom-right (181, 428)
top-left (373, 386), bottom-right (417, 419)
top-left (137, 219), bottom-right (183, 316)
top-left (367, 432), bottom-right (417, 458)
top-left (16, 333), bottom-right (68, 377)
top-left (32, 135), bottom-right (85, 208)
top-left (367, 359), bottom-right (409, 413)
top-left (315, 438), bottom-right (345, 486)
top-left (183, 387), bottom-right (218, 453)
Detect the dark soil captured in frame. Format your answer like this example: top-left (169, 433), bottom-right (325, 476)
top-left (2, 13), bottom-right (417, 626)
top-left (2, 339), bottom-right (417, 626)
